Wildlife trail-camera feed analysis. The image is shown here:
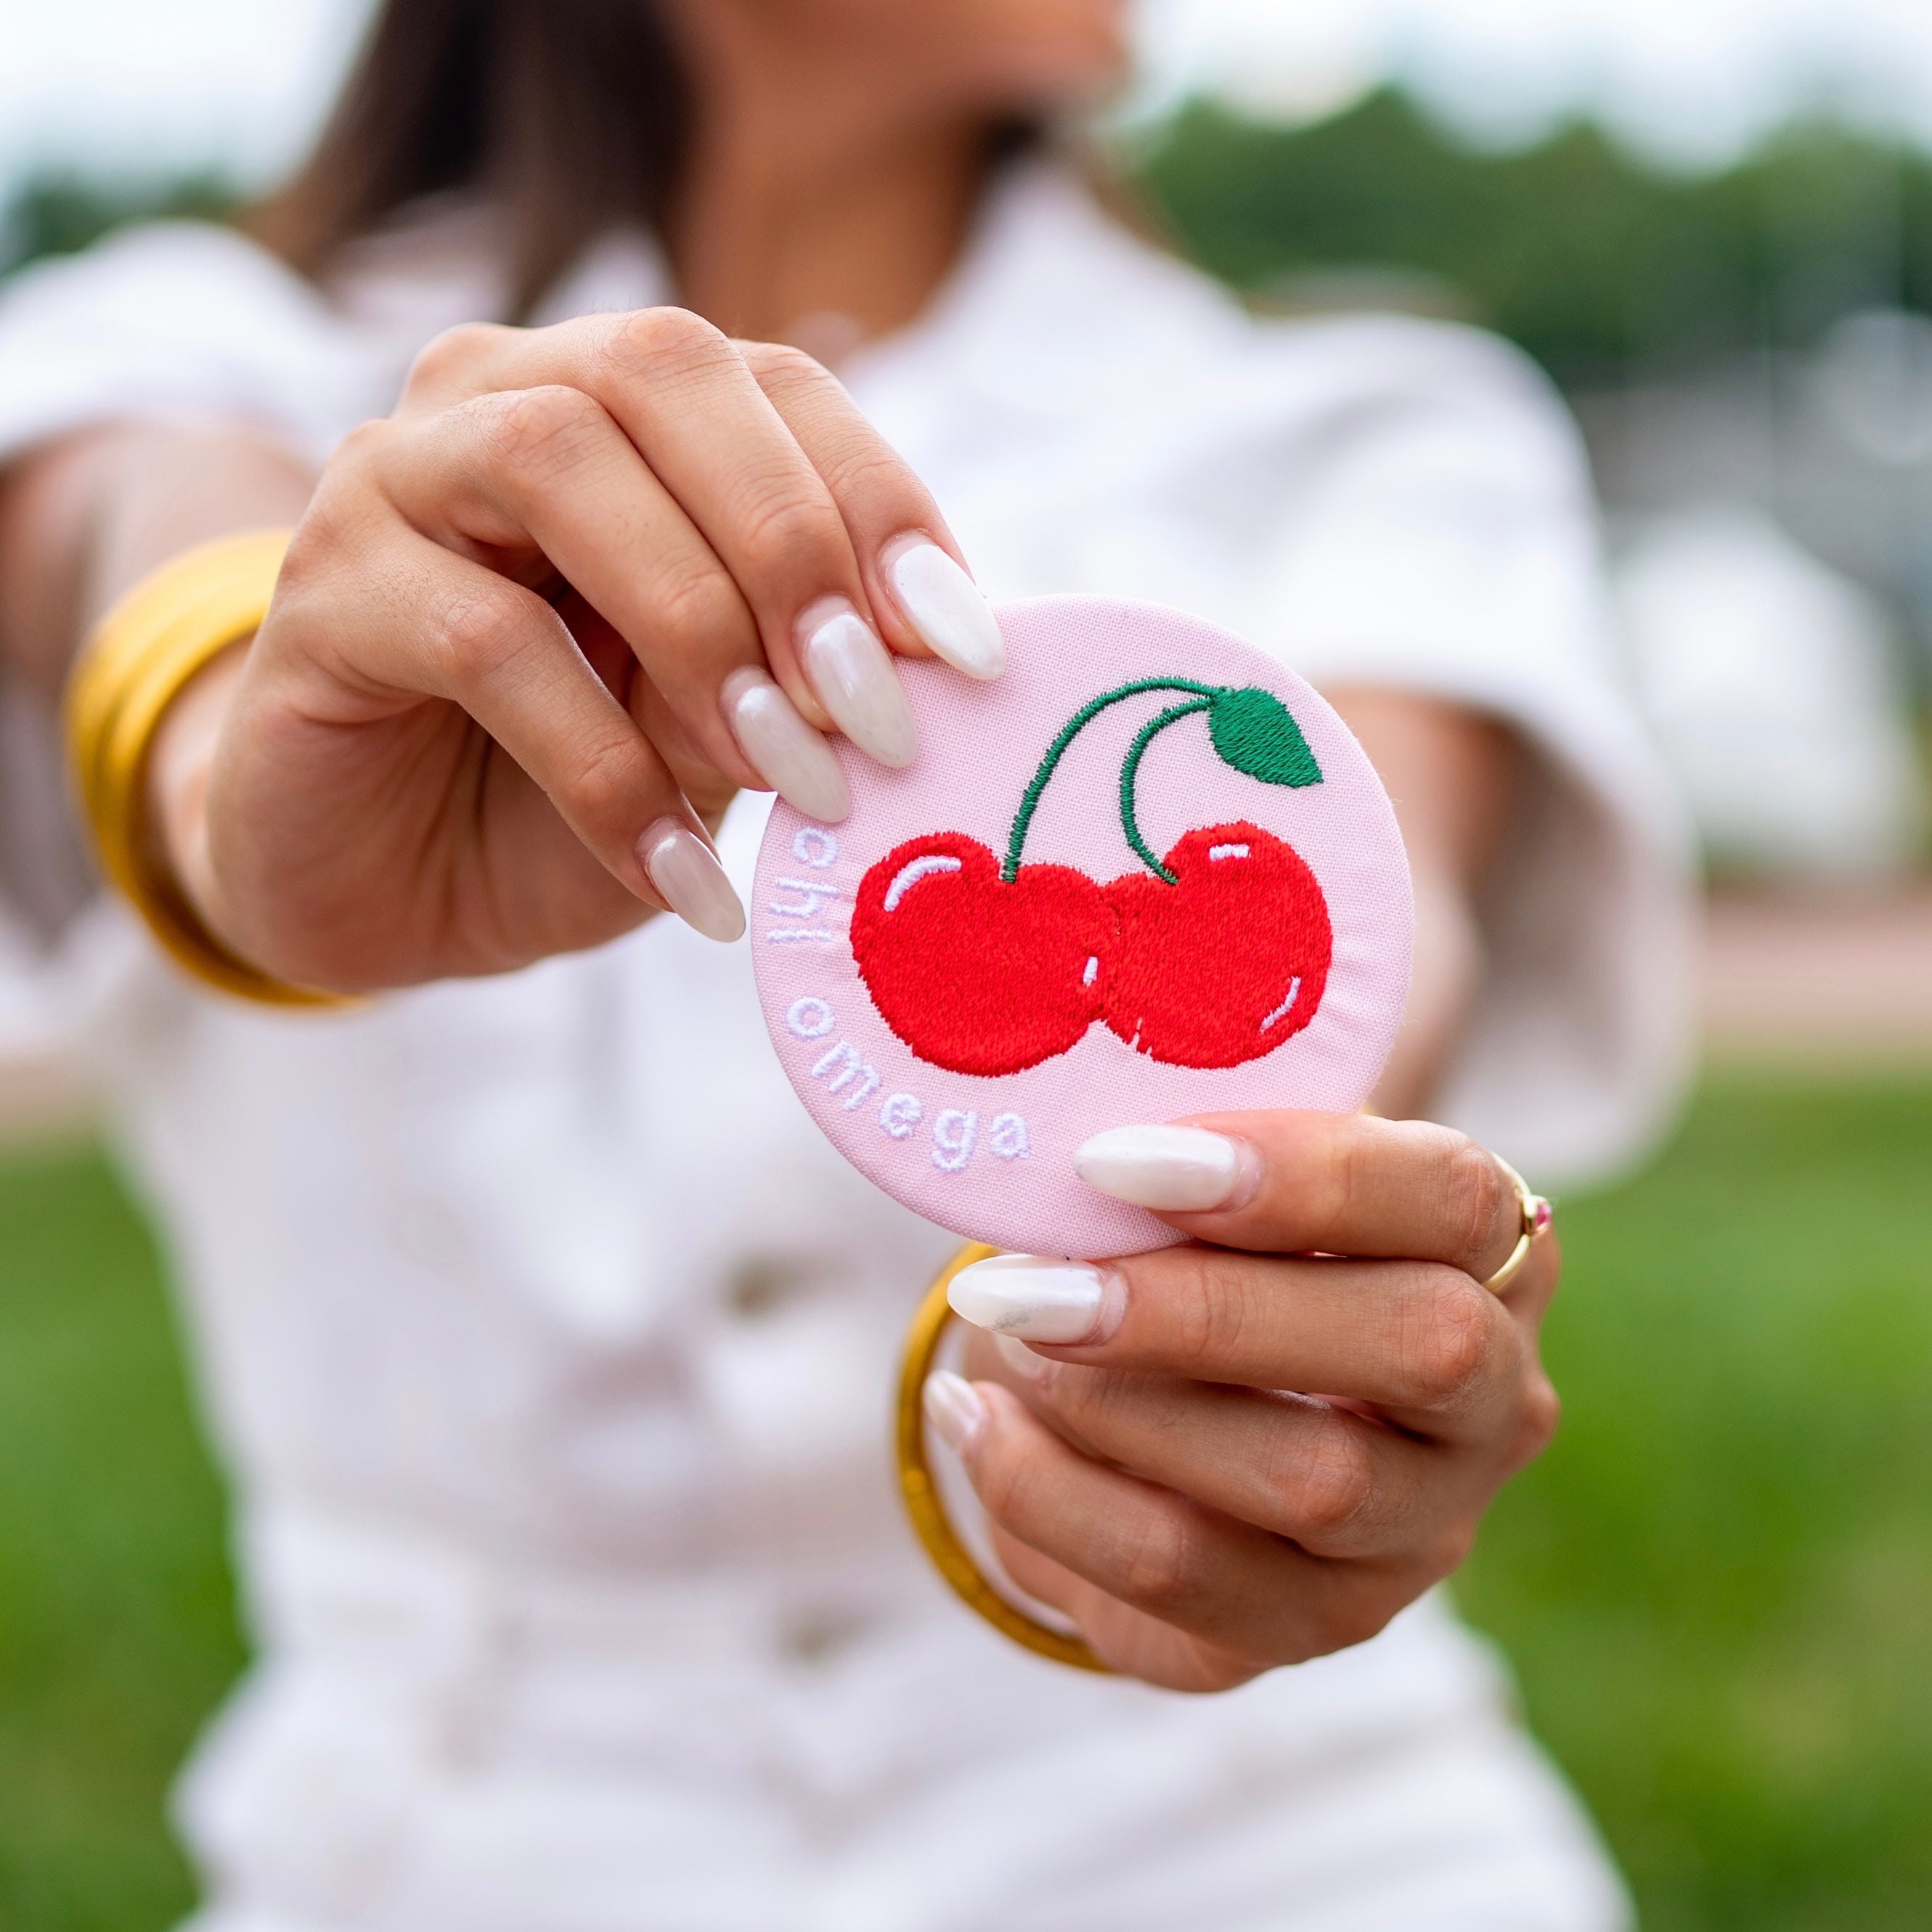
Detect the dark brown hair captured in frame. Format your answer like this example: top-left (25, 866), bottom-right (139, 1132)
top-left (254, 0), bottom-right (691, 319)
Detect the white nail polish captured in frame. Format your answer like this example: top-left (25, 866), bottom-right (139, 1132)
top-left (1073, 1125), bottom-right (1255, 1212)
top-left (947, 1253), bottom-right (1119, 1345)
top-left (924, 1370), bottom-right (987, 1455)
top-left (722, 668), bottom-right (852, 823)
top-left (884, 539), bottom-right (1005, 681)
top-left (640, 820), bottom-right (746, 944)
top-left (992, 1329), bottom-right (1055, 1385)
top-left (799, 600), bottom-right (919, 769)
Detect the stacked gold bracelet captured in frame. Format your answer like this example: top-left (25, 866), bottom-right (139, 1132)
top-left (65, 528), bottom-right (346, 1008)
top-left (896, 1242), bottom-right (1114, 1673)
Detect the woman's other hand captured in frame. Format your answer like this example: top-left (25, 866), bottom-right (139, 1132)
top-left (930, 1111), bottom-right (1557, 1692)
top-left (160, 311), bottom-right (1003, 990)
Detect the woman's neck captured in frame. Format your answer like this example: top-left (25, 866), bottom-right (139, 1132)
top-left (660, 15), bottom-right (994, 354)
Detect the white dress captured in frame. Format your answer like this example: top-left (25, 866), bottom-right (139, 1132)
top-left (0, 166), bottom-right (1690, 1931)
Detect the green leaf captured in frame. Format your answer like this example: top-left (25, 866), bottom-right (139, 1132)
top-left (1207, 685), bottom-right (1322, 787)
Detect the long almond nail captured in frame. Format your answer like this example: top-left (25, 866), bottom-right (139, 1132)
top-left (924, 1370), bottom-right (987, 1455)
top-left (1073, 1125), bottom-right (1257, 1212)
top-left (947, 1254), bottom-right (1122, 1345)
top-left (722, 667), bottom-right (852, 823)
top-left (884, 538), bottom-right (1004, 680)
top-left (640, 820), bottom-right (746, 943)
top-left (799, 599), bottom-right (919, 768)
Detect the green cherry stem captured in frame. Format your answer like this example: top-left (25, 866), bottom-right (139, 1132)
top-left (1001, 677), bottom-right (1217, 881)
top-left (1119, 698), bottom-right (1213, 882)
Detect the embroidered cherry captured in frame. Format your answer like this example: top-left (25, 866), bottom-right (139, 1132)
top-left (1093, 683), bottom-right (1332, 1067)
top-left (1104, 822), bottom-right (1332, 1067)
top-left (849, 674), bottom-right (1332, 1075)
top-left (851, 831), bottom-right (1114, 1077)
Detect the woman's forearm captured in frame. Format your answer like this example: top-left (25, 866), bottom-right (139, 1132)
top-left (0, 424), bottom-right (317, 942)
top-left (1326, 688), bottom-right (1520, 1120)
top-left (0, 423), bottom-right (316, 696)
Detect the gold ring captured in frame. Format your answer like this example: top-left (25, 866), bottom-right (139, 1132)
top-left (895, 1243), bottom-right (1114, 1673)
top-left (1480, 1157), bottom-right (1552, 1297)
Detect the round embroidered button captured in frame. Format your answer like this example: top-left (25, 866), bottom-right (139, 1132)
top-left (752, 596), bottom-right (1412, 1259)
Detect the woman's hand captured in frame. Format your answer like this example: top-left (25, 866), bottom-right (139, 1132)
top-left (929, 1111), bottom-right (1558, 1692)
top-left (171, 309), bottom-right (1001, 990)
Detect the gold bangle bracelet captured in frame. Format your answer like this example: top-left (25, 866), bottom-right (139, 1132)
top-left (896, 1242), bottom-right (1114, 1674)
top-left (65, 529), bottom-right (350, 1009)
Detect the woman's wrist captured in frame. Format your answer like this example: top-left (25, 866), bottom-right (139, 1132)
top-left (1, 424), bottom-right (316, 695)
top-left (141, 643), bottom-right (251, 961)
top-left (65, 528), bottom-right (346, 1008)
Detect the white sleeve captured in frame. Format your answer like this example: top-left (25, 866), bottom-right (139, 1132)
top-left (1247, 319), bottom-right (1697, 1188)
top-left (0, 220), bottom-right (386, 470)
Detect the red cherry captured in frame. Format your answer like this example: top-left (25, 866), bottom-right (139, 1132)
top-left (1103, 821), bottom-right (1332, 1069)
top-left (851, 832), bottom-right (1115, 1076)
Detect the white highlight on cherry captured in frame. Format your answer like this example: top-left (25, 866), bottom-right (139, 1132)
top-left (1208, 842), bottom-right (1251, 861)
top-left (1081, 955), bottom-right (1099, 987)
top-left (1260, 977), bottom-right (1303, 1032)
top-left (882, 853), bottom-right (963, 913)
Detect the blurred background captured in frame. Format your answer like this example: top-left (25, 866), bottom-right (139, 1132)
top-left (2, 2), bottom-right (1930, 1928)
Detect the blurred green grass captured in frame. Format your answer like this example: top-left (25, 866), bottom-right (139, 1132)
top-left (1458, 1075), bottom-right (1932, 1932)
top-left (0, 1151), bottom-right (242, 1931)
top-left (1, 1077), bottom-right (1929, 1930)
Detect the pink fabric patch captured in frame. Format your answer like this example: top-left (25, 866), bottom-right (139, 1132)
top-left (753, 597), bottom-right (1412, 1259)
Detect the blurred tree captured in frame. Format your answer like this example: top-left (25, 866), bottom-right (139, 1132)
top-left (1136, 90), bottom-right (1932, 388)
top-left (0, 172), bottom-right (237, 283)
top-left (4, 93), bottom-right (1930, 393)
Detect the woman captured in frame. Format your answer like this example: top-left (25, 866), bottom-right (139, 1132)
top-left (0, 1), bottom-right (1690, 1925)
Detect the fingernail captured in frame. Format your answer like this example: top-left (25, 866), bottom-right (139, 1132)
top-left (1073, 1125), bottom-right (1258, 1212)
top-left (722, 667), bottom-right (852, 823)
top-left (799, 598), bottom-right (920, 769)
top-left (640, 819), bottom-right (746, 944)
top-left (947, 1253), bottom-right (1122, 1345)
top-left (923, 1370), bottom-right (987, 1455)
top-left (884, 538), bottom-right (1004, 681)
top-left (992, 1329), bottom-right (1056, 1385)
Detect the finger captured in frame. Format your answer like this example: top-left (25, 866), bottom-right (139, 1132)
top-left (383, 384), bottom-right (849, 820)
top-left (370, 386), bottom-right (859, 821)
top-left (395, 319), bottom-right (545, 416)
top-left (1074, 1112), bottom-right (1535, 1280)
top-left (931, 1378), bottom-right (1406, 1668)
top-left (553, 590), bottom-right (741, 826)
top-left (947, 1246), bottom-right (1521, 1444)
top-left (405, 321), bottom-right (1003, 687)
top-left (985, 1531), bottom-right (1256, 1692)
top-left (272, 521), bottom-right (740, 937)
top-left (982, 1336), bottom-right (1448, 1560)
top-left (737, 340), bottom-right (1004, 680)
top-left (400, 312), bottom-right (923, 768)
